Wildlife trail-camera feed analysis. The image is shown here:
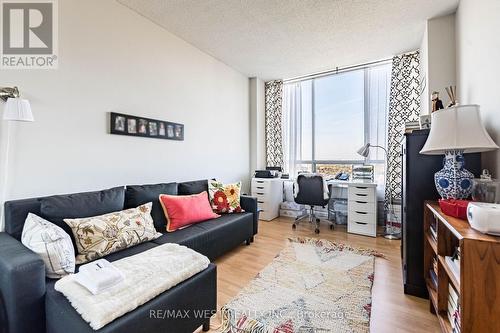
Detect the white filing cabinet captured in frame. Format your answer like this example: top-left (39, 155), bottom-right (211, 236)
top-left (347, 182), bottom-right (377, 237)
top-left (251, 178), bottom-right (283, 221)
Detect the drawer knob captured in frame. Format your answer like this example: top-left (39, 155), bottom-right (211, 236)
top-left (355, 221), bottom-right (368, 225)
top-left (355, 211), bottom-right (367, 215)
top-left (355, 201), bottom-right (368, 204)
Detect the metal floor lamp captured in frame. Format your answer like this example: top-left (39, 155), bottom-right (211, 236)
top-left (357, 143), bottom-right (401, 240)
top-left (1, 86), bottom-right (34, 231)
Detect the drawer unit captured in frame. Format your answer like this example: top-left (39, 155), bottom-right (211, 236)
top-left (348, 220), bottom-right (377, 237)
top-left (347, 183), bottom-right (377, 237)
top-left (348, 210), bottom-right (375, 224)
top-left (349, 200), bottom-right (376, 214)
top-left (348, 187), bottom-right (376, 203)
top-left (251, 178), bottom-right (283, 221)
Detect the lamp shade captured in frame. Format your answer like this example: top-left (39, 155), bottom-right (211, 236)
top-left (357, 143), bottom-right (370, 157)
top-left (420, 104), bottom-right (498, 155)
top-left (3, 97), bottom-right (34, 122)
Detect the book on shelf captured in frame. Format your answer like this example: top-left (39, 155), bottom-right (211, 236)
top-left (432, 256), bottom-right (438, 276)
top-left (429, 269), bottom-right (438, 289)
top-left (445, 256), bottom-right (460, 281)
top-left (448, 283), bottom-right (461, 333)
top-left (429, 223), bottom-right (437, 241)
top-left (448, 284), bottom-right (459, 305)
top-left (404, 121), bottom-right (420, 133)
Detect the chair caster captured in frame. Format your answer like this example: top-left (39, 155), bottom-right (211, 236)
top-left (292, 224), bottom-right (297, 230)
top-left (329, 224), bottom-right (334, 230)
top-left (316, 218), bottom-right (320, 223)
top-left (315, 228), bottom-right (320, 234)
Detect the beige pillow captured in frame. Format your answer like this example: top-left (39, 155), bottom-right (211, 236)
top-left (64, 202), bottom-right (161, 264)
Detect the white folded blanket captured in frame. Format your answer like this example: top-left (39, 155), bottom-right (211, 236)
top-left (73, 259), bottom-right (124, 295)
top-left (55, 243), bottom-right (210, 330)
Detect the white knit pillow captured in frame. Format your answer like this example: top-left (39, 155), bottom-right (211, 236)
top-left (22, 213), bottom-right (75, 278)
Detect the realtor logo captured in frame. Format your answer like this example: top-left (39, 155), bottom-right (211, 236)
top-left (1, 0), bottom-right (58, 69)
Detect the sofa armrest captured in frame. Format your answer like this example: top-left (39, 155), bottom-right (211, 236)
top-left (240, 195), bottom-right (258, 236)
top-left (0, 232), bottom-right (46, 333)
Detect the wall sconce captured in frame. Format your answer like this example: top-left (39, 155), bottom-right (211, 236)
top-left (1, 86), bottom-right (33, 122)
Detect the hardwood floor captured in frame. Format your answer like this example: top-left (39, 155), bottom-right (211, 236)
top-left (202, 217), bottom-right (440, 332)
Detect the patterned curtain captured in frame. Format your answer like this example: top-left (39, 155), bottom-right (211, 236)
top-left (265, 80), bottom-right (284, 168)
top-left (386, 51), bottom-right (421, 209)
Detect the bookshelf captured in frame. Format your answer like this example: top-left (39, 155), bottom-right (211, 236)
top-left (424, 202), bottom-right (500, 333)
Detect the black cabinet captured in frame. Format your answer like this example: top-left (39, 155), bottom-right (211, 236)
top-left (401, 130), bottom-right (481, 298)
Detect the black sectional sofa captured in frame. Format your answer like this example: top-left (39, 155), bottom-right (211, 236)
top-left (0, 179), bottom-right (258, 333)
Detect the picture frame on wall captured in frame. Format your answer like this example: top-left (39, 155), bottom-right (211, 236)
top-left (109, 112), bottom-right (184, 141)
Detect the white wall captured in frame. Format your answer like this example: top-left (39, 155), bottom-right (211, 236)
top-left (0, 0), bottom-right (250, 206)
top-left (249, 77), bottom-right (266, 176)
top-left (420, 14), bottom-right (456, 115)
top-left (456, 0), bottom-right (500, 176)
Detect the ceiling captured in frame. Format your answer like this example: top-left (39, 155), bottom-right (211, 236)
top-left (117, 0), bottom-right (459, 80)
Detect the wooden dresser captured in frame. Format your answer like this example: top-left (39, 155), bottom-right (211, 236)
top-left (424, 202), bottom-right (500, 333)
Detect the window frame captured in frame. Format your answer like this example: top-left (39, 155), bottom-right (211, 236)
top-left (295, 65), bottom-right (388, 172)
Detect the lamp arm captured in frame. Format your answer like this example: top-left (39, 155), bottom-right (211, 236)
top-left (369, 144), bottom-right (388, 155)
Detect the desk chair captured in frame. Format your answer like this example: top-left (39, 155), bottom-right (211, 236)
top-left (292, 174), bottom-right (332, 234)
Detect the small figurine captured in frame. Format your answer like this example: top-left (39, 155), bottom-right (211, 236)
top-left (446, 86), bottom-right (458, 107)
top-left (431, 91), bottom-right (444, 112)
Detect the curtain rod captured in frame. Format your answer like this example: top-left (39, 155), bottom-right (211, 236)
top-left (283, 57), bottom-right (393, 84)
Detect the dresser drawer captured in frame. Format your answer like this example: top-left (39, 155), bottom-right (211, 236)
top-left (251, 186), bottom-right (271, 196)
top-left (348, 211), bottom-right (376, 225)
top-left (257, 200), bottom-right (271, 212)
top-left (348, 200), bottom-right (376, 213)
top-left (252, 179), bottom-right (271, 188)
top-left (348, 187), bottom-right (376, 203)
top-left (251, 182), bottom-right (272, 194)
top-left (348, 220), bottom-right (376, 237)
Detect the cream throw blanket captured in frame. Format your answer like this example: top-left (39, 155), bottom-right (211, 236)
top-left (55, 243), bottom-right (210, 330)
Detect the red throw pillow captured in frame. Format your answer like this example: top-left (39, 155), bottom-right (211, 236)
top-left (159, 191), bottom-right (220, 232)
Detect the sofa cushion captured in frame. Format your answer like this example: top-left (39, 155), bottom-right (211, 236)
top-left (208, 180), bottom-right (243, 213)
top-left (125, 183), bottom-right (177, 231)
top-left (75, 242), bottom-right (158, 271)
top-left (152, 225), bottom-right (207, 248)
top-left (159, 192), bottom-right (220, 232)
top-left (40, 187), bottom-right (125, 252)
top-left (45, 262), bottom-right (216, 333)
top-left (177, 180), bottom-right (208, 195)
top-left (64, 203), bottom-right (161, 264)
top-left (21, 213), bottom-right (75, 278)
top-left (152, 213), bottom-right (253, 260)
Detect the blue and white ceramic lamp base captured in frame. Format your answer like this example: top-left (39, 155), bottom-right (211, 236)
top-left (434, 150), bottom-right (474, 199)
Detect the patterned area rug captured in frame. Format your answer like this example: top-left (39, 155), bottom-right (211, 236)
top-left (221, 237), bottom-right (384, 333)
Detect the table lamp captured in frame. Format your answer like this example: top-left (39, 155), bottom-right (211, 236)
top-left (420, 105), bottom-right (498, 199)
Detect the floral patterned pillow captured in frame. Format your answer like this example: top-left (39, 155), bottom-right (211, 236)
top-left (208, 181), bottom-right (244, 214)
top-left (64, 202), bottom-right (161, 264)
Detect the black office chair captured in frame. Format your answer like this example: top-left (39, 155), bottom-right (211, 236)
top-left (292, 174), bottom-right (332, 234)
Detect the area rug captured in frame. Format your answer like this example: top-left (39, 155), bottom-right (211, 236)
top-left (220, 237), bottom-right (385, 333)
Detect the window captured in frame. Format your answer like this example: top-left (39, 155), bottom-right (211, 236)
top-left (282, 62), bottom-right (391, 179)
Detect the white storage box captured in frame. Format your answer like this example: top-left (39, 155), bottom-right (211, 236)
top-left (280, 209), bottom-right (306, 218)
